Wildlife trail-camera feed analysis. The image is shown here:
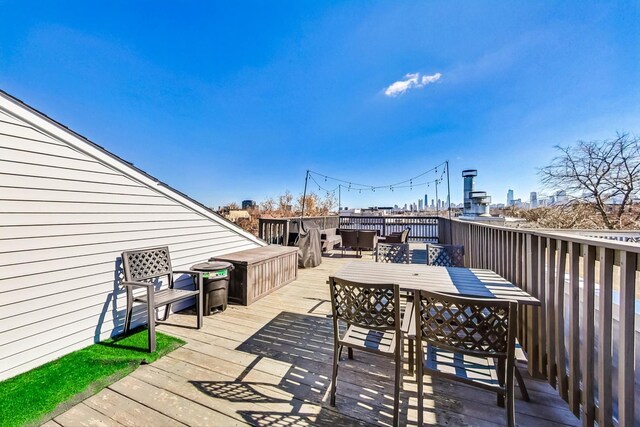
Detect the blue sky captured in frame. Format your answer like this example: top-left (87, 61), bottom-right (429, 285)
top-left (1, 1), bottom-right (638, 208)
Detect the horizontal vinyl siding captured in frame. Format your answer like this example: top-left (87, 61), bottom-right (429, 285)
top-left (0, 107), bottom-right (262, 380)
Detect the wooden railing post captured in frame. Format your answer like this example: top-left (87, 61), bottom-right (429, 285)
top-left (555, 239), bottom-right (568, 401)
top-left (618, 250), bottom-right (637, 427)
top-left (545, 238), bottom-right (557, 387)
top-left (581, 244), bottom-right (596, 425)
top-left (526, 233), bottom-right (540, 377)
top-left (568, 242), bottom-right (581, 416)
top-left (597, 248), bottom-right (614, 427)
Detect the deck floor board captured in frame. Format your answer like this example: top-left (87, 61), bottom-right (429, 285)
top-left (51, 248), bottom-right (580, 426)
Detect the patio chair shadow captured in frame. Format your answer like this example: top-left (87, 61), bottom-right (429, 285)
top-left (190, 381), bottom-right (290, 404)
top-left (237, 409), bottom-right (370, 426)
top-left (230, 311), bottom-right (406, 425)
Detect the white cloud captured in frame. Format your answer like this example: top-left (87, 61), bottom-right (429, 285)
top-left (384, 72), bottom-right (442, 97)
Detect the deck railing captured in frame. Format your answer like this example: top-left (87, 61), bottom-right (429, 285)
top-left (338, 216), bottom-right (439, 242)
top-left (439, 218), bottom-right (639, 426)
top-left (259, 216), bottom-right (340, 244)
top-left (258, 215), bottom-right (439, 244)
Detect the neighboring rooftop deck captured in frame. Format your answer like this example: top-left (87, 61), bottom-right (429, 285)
top-left (47, 248), bottom-right (579, 427)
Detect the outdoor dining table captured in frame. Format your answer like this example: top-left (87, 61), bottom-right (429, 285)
top-left (333, 261), bottom-right (540, 306)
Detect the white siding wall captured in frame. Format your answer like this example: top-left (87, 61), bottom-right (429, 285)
top-left (0, 104), bottom-right (263, 380)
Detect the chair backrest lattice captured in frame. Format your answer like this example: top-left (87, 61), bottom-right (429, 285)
top-left (426, 243), bottom-right (465, 267)
top-left (375, 243), bottom-right (410, 264)
top-left (329, 277), bottom-right (399, 331)
top-left (416, 290), bottom-right (516, 358)
top-left (122, 246), bottom-right (173, 282)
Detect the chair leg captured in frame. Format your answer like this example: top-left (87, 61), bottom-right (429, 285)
top-left (394, 350), bottom-right (402, 426)
top-left (515, 366), bottom-right (530, 401)
top-left (161, 303), bottom-right (171, 321)
top-left (146, 287), bottom-right (156, 353)
top-left (348, 347), bottom-right (354, 360)
top-left (506, 361), bottom-right (515, 427)
top-left (417, 346), bottom-right (424, 426)
top-left (496, 358), bottom-right (505, 407)
top-left (330, 344), bottom-right (341, 406)
top-left (408, 338), bottom-right (414, 376)
top-left (124, 288), bottom-right (133, 334)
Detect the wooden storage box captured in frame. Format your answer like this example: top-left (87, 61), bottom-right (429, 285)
top-left (211, 245), bottom-right (298, 305)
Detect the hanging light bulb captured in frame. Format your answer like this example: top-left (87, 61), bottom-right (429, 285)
top-left (324, 176), bottom-right (327, 182)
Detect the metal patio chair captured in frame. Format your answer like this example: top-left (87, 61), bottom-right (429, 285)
top-left (426, 243), bottom-right (465, 267)
top-left (413, 290), bottom-right (518, 427)
top-left (121, 246), bottom-right (203, 352)
top-left (328, 277), bottom-right (403, 426)
top-left (375, 243), bottom-right (410, 264)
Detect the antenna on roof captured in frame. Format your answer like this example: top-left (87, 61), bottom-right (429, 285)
top-left (301, 170), bottom-right (309, 219)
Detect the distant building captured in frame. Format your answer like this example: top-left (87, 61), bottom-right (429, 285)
top-left (507, 189), bottom-right (514, 206)
top-left (530, 192), bottom-right (538, 208)
top-left (424, 194), bottom-right (428, 208)
top-left (225, 210), bottom-right (251, 223)
top-left (242, 199), bottom-right (256, 209)
top-left (555, 190), bottom-right (568, 203)
top-left (461, 169), bottom-right (492, 217)
top-left (418, 199), bottom-right (424, 211)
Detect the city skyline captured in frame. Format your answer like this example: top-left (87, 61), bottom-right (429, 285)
top-left (1, 2), bottom-right (637, 208)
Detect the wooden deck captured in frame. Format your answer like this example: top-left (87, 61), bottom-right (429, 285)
top-left (48, 249), bottom-right (581, 426)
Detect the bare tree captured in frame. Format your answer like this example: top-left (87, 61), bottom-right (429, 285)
top-left (539, 133), bottom-right (640, 229)
top-left (278, 191), bottom-right (294, 216)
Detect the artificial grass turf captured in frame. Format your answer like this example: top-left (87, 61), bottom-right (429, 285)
top-left (0, 328), bottom-right (185, 427)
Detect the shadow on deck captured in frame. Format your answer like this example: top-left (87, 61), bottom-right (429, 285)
top-left (50, 249), bottom-right (580, 427)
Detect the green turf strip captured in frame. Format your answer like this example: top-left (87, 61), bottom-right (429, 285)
top-left (0, 328), bottom-right (185, 427)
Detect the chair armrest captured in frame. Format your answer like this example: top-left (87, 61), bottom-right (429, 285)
top-left (401, 301), bottom-right (415, 337)
top-left (121, 280), bottom-right (154, 288)
top-left (173, 269), bottom-right (202, 276)
top-left (172, 270), bottom-right (203, 290)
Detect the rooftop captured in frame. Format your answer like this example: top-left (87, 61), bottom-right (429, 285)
top-left (48, 247), bottom-right (578, 426)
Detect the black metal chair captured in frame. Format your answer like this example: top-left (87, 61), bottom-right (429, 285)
top-left (328, 277), bottom-right (402, 426)
top-left (375, 243), bottom-right (410, 264)
top-left (413, 290), bottom-right (518, 427)
top-left (121, 246), bottom-right (203, 352)
top-left (426, 243), bottom-right (465, 267)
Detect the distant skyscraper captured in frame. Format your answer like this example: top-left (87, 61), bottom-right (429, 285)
top-left (242, 199), bottom-right (256, 209)
top-left (424, 194), bottom-right (428, 207)
top-left (507, 189), bottom-right (514, 206)
top-left (530, 192), bottom-right (538, 208)
top-left (418, 199), bottom-right (424, 211)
